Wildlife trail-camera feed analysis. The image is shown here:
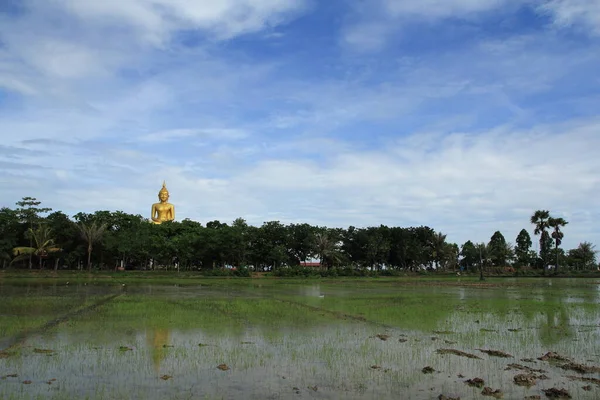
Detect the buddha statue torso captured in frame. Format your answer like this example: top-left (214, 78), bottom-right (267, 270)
top-left (151, 182), bottom-right (175, 224)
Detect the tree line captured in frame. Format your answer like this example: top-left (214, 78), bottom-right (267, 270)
top-left (0, 197), bottom-right (597, 275)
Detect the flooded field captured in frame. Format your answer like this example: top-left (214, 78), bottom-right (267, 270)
top-left (1, 278), bottom-right (599, 399)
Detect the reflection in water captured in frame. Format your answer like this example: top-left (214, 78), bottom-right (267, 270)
top-left (146, 328), bottom-right (171, 374)
top-left (538, 305), bottom-right (574, 348)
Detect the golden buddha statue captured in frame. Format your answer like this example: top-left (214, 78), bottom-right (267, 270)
top-left (151, 181), bottom-right (175, 224)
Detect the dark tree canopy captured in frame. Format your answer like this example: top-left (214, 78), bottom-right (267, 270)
top-left (514, 229), bottom-right (533, 267)
top-left (0, 199), bottom-right (595, 275)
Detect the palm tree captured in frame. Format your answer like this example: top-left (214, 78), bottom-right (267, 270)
top-left (314, 231), bottom-right (342, 270)
top-left (573, 242), bottom-right (597, 270)
top-left (548, 217), bottom-right (568, 274)
top-left (77, 221), bottom-right (108, 271)
top-left (530, 210), bottom-right (551, 273)
top-left (12, 224), bottom-right (61, 269)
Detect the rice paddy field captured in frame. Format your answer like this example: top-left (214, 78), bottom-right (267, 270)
top-left (1, 277), bottom-right (599, 399)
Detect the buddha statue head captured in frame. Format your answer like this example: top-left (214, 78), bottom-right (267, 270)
top-left (158, 181), bottom-right (169, 203)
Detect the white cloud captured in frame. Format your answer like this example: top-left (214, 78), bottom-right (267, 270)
top-left (51, 0), bottom-right (310, 44)
top-left (342, 0), bottom-right (600, 52)
top-left (341, 0), bottom-right (511, 52)
top-left (0, 0), bottom-right (309, 97)
top-left (382, 0), bottom-right (505, 19)
top-left (140, 128), bottom-right (249, 143)
top-left (539, 0), bottom-right (600, 34)
top-left (342, 22), bottom-right (393, 52)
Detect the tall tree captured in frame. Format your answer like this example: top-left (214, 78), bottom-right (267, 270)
top-left (364, 226), bottom-right (391, 271)
top-left (46, 211), bottom-right (81, 270)
top-left (548, 217), bottom-right (568, 274)
top-left (77, 221), bottom-right (108, 271)
top-left (15, 197), bottom-right (52, 268)
top-left (287, 223), bottom-right (316, 266)
top-left (530, 210), bottom-right (551, 273)
top-left (488, 231), bottom-right (509, 267)
top-left (12, 224), bottom-right (61, 269)
top-left (315, 229), bottom-right (343, 270)
top-left (475, 242), bottom-right (489, 281)
top-left (432, 232), bottom-right (447, 270)
top-left (444, 243), bottom-right (460, 271)
top-left (0, 207), bottom-right (20, 269)
top-left (514, 229), bottom-right (533, 268)
top-left (460, 240), bottom-right (478, 272)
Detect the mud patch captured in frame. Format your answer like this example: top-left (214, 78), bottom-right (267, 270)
top-left (542, 387), bottom-right (571, 398)
top-left (0, 351), bottom-right (14, 359)
top-left (513, 373), bottom-right (548, 387)
top-left (437, 348), bottom-right (482, 359)
top-left (505, 363), bottom-right (547, 373)
top-left (559, 362), bottom-right (600, 374)
top-left (438, 395), bottom-right (460, 400)
top-left (465, 377), bottom-right (485, 388)
top-left (33, 348), bottom-right (54, 354)
top-left (478, 349), bottom-right (512, 358)
top-left (565, 375), bottom-right (600, 386)
top-left (481, 387), bottom-right (503, 398)
top-left (538, 352), bottom-right (570, 362)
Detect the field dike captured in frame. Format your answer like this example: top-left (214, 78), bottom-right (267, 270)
top-left (0, 292), bottom-right (123, 352)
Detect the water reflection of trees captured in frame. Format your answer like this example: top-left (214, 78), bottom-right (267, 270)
top-left (538, 304), bottom-right (574, 348)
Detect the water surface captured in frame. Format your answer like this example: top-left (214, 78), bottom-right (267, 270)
top-left (1, 278), bottom-right (599, 399)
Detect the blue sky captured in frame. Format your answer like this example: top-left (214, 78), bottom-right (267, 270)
top-left (1, 0), bottom-right (600, 250)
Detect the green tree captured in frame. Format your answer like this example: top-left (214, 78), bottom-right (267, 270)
top-left (530, 210), bottom-right (551, 273)
top-left (443, 243), bottom-right (460, 271)
top-left (0, 207), bottom-right (20, 268)
top-left (431, 232), bottom-right (447, 270)
top-left (340, 226), bottom-right (366, 269)
top-left (287, 223), bottom-right (316, 266)
top-left (567, 242), bottom-right (597, 270)
top-left (514, 229), bottom-right (533, 267)
top-left (548, 217), bottom-right (568, 274)
top-left (15, 197), bottom-right (52, 268)
top-left (77, 221), bottom-right (108, 271)
top-left (315, 229), bottom-right (343, 270)
top-left (364, 226), bottom-right (391, 271)
top-left (46, 211), bottom-right (81, 270)
top-left (475, 242), bottom-right (489, 281)
top-left (253, 221), bottom-right (288, 270)
top-left (488, 231), bottom-right (509, 267)
top-left (12, 224), bottom-right (61, 269)
top-left (460, 240), bottom-right (478, 272)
